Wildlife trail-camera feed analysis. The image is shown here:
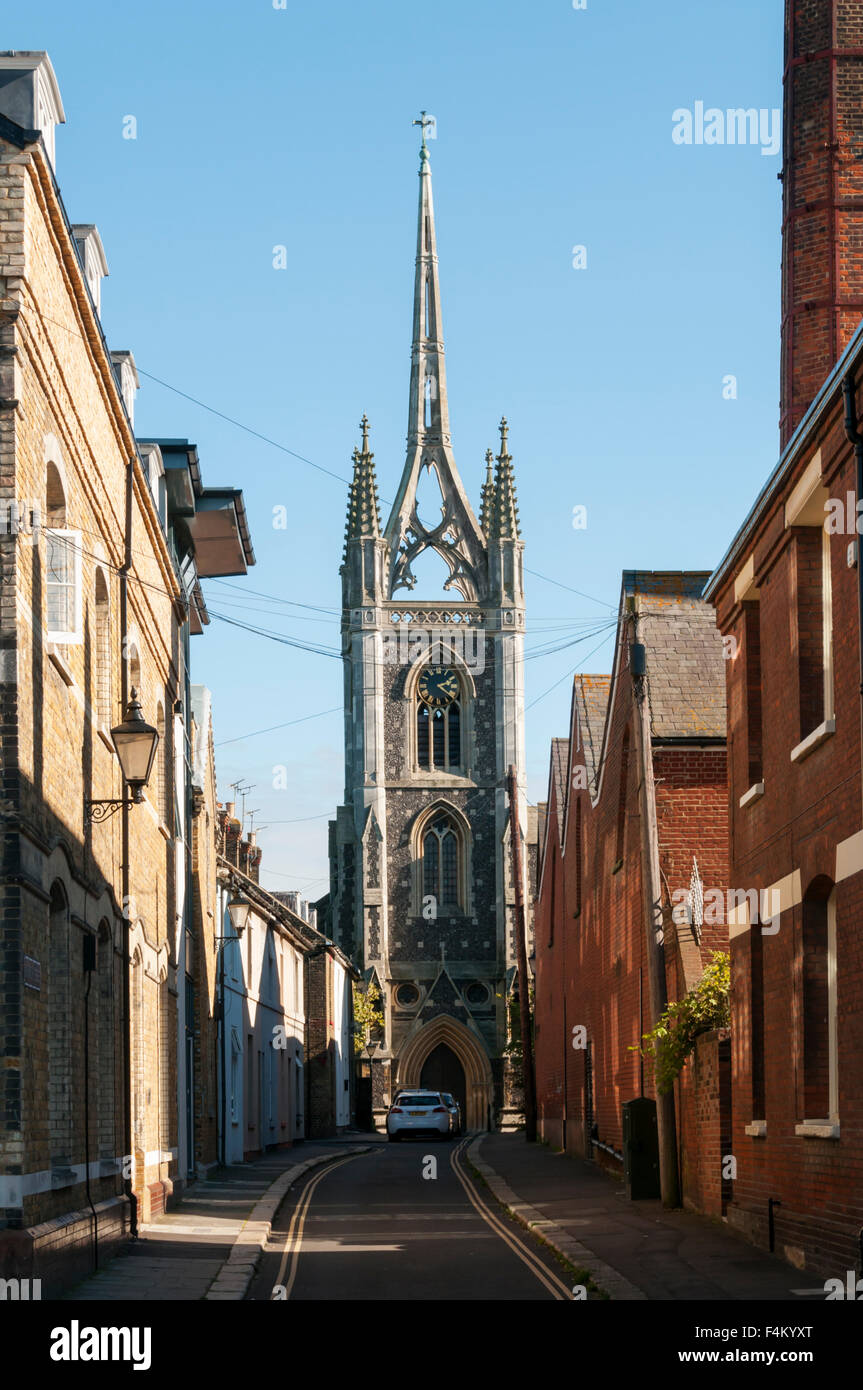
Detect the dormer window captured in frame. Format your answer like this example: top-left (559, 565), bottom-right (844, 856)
top-left (71, 225), bottom-right (109, 317)
top-left (0, 52), bottom-right (65, 172)
top-left (110, 351), bottom-right (138, 427)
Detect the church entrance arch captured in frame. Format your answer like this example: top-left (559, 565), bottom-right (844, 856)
top-left (397, 1015), bottom-right (493, 1131)
top-left (421, 1043), bottom-right (466, 1124)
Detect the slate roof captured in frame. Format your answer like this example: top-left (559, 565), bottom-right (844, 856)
top-left (624, 572), bottom-right (726, 740)
top-left (550, 739), bottom-right (570, 824)
top-left (572, 675), bottom-right (612, 793)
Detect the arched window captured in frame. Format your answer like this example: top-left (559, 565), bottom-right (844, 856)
top-left (48, 882), bottom-right (72, 1167)
top-left (95, 570), bottom-right (111, 726)
top-left (45, 460), bottom-right (81, 644)
top-left (156, 702), bottom-right (167, 824)
top-left (97, 920), bottom-right (116, 1160)
top-left (800, 877), bottom-right (837, 1123)
top-left (127, 641), bottom-right (141, 698)
top-left (416, 666), bottom-right (462, 772)
top-left (422, 811), bottom-right (463, 911)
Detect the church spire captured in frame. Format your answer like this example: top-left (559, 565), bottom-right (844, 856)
top-left (407, 110), bottom-right (450, 449)
top-left (383, 115), bottom-right (487, 600)
top-left (490, 417), bottom-right (521, 539)
top-left (343, 413), bottom-right (381, 552)
top-left (479, 448), bottom-right (495, 536)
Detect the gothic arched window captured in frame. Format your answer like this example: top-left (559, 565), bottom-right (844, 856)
top-left (422, 811), bottom-right (463, 910)
top-left (416, 666), bottom-right (462, 772)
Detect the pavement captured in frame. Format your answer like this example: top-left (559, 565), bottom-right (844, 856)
top-left (472, 1133), bottom-right (827, 1301)
top-left (60, 1137), bottom-right (373, 1302)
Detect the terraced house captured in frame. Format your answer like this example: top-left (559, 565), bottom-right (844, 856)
top-left (0, 52), bottom-right (254, 1292)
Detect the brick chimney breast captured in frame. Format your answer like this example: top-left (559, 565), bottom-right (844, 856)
top-left (780, 1), bottom-right (863, 447)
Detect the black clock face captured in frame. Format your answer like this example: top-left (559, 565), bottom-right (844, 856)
top-left (418, 666), bottom-right (459, 706)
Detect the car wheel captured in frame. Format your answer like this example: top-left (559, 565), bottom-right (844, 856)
top-left (388, 1131), bottom-right (400, 1142)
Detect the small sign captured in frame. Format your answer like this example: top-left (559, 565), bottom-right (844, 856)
top-left (23, 955), bottom-right (41, 991)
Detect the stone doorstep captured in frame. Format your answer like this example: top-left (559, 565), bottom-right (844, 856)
top-left (203, 1146), bottom-right (372, 1302)
top-left (467, 1139), bottom-right (648, 1302)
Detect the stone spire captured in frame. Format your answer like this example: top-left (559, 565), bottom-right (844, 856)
top-left (490, 417), bottom-right (521, 539)
top-left (343, 414), bottom-right (381, 552)
top-left (479, 448), bottom-right (495, 536)
top-left (383, 115), bottom-right (487, 600)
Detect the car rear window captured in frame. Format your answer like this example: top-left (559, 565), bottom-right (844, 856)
top-left (396, 1094), bottom-right (439, 1107)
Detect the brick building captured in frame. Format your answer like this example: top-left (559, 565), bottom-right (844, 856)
top-left (534, 574), bottom-right (730, 1215)
top-left (0, 53), bottom-right (253, 1291)
top-left (698, 0), bottom-right (863, 1280)
top-left (705, 322), bottom-right (863, 1278)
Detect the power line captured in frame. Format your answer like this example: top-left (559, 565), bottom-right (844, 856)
top-left (216, 707), bottom-right (342, 748)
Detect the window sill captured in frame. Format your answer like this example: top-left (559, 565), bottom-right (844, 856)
top-left (97, 724), bottom-right (115, 753)
top-left (739, 782), bottom-right (764, 808)
top-left (790, 719), bottom-right (835, 764)
top-left (744, 1120), bottom-right (767, 1137)
top-left (158, 822), bottom-right (172, 842)
top-left (47, 645), bottom-right (75, 687)
top-left (795, 1121), bottom-right (840, 1139)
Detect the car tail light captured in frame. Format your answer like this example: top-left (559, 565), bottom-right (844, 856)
top-left (391, 1106), bottom-right (404, 1114)
top-left (432, 1106), bottom-right (447, 1113)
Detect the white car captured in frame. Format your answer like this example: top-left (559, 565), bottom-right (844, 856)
top-left (387, 1090), bottom-right (452, 1141)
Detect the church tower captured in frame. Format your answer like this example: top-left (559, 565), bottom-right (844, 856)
top-left (330, 117), bottom-right (533, 1132)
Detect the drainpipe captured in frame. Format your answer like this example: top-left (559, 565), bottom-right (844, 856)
top-left (841, 374), bottom-right (863, 825)
top-left (628, 600), bottom-right (681, 1207)
top-left (120, 454), bottom-right (138, 1239)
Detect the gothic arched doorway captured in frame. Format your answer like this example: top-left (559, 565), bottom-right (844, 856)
top-left (397, 1015), bottom-right (493, 1130)
top-left (421, 1043), bottom-right (466, 1124)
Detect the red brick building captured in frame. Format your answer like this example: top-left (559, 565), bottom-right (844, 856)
top-left (705, 331), bottom-right (863, 1277)
top-left (534, 574), bottom-right (730, 1215)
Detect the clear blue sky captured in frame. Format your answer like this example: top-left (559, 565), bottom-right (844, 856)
top-left (18, 0), bottom-right (784, 899)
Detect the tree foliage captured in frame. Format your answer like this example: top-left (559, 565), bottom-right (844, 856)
top-left (352, 980), bottom-right (385, 1054)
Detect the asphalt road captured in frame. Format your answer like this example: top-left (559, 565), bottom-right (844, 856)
top-left (249, 1136), bottom-right (575, 1302)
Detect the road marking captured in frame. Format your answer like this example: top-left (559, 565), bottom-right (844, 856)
top-left (273, 1151), bottom-right (369, 1299)
top-left (450, 1138), bottom-right (571, 1301)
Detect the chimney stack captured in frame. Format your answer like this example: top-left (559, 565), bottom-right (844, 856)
top-left (780, 2), bottom-right (863, 448)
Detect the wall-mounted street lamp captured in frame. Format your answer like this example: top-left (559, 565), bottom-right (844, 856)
top-left (85, 688), bottom-right (160, 823)
top-left (226, 886), bottom-right (251, 938)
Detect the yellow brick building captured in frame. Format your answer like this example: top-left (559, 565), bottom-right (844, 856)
top-left (0, 52), bottom-right (254, 1292)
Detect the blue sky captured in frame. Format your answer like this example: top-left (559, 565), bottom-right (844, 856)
top-left (18, 0), bottom-right (784, 899)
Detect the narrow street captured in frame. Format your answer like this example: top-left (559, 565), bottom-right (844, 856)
top-left (249, 1138), bottom-right (574, 1302)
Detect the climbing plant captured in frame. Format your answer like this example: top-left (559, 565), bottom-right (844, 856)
top-left (631, 951), bottom-right (730, 1095)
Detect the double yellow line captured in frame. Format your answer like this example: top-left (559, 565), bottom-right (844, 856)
top-left (272, 1139), bottom-right (573, 1302)
top-left (450, 1137), bottom-right (572, 1301)
top-left (273, 1151), bottom-right (368, 1300)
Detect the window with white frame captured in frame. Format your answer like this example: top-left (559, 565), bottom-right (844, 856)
top-left (45, 462), bottom-right (81, 645)
top-left (46, 530), bottom-right (82, 644)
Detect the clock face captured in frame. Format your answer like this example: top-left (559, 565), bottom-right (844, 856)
top-left (418, 666), bottom-right (459, 707)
